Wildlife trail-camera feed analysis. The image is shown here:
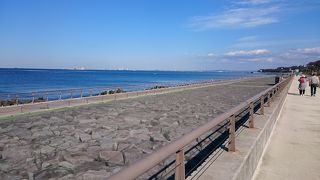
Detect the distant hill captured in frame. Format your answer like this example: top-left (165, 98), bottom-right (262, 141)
top-left (259, 65), bottom-right (306, 73)
top-left (305, 60), bottom-right (320, 74)
top-left (259, 60), bottom-right (320, 74)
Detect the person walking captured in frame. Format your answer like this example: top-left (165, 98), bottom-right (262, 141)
top-left (298, 75), bottom-right (307, 96)
top-left (309, 73), bottom-right (320, 96)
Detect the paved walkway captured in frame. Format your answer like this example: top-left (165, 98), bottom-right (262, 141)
top-left (253, 76), bottom-right (320, 180)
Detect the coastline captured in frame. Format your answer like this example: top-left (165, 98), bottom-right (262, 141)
top-left (0, 76), bottom-right (270, 118)
top-left (0, 68), bottom-right (264, 95)
top-left (0, 76), bottom-right (274, 179)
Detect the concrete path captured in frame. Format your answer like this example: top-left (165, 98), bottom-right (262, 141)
top-left (253, 76), bottom-right (320, 180)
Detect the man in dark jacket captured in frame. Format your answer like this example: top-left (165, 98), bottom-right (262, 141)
top-left (309, 73), bottom-right (320, 96)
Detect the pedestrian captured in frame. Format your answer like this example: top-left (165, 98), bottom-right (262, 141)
top-left (309, 73), bottom-right (320, 96)
top-left (298, 75), bottom-right (307, 96)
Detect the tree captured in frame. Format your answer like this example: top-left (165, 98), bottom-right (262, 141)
top-left (306, 60), bottom-right (320, 74)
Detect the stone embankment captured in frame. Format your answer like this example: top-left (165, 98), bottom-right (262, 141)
top-left (0, 77), bottom-right (274, 179)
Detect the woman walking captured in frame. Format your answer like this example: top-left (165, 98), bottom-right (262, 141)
top-left (298, 75), bottom-right (307, 96)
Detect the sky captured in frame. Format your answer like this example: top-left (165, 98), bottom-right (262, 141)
top-left (0, 0), bottom-right (320, 71)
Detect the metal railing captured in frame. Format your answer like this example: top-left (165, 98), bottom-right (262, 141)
top-left (108, 75), bottom-right (293, 180)
top-left (0, 78), bottom-right (248, 116)
top-left (0, 79), bottom-right (225, 107)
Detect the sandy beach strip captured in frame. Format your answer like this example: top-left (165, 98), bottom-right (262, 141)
top-left (0, 76), bottom-right (274, 179)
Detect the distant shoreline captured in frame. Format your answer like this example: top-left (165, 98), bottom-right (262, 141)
top-left (0, 67), bottom-right (258, 72)
top-left (0, 68), bottom-right (265, 95)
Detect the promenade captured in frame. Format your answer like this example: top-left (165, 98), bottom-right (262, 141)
top-left (253, 76), bottom-right (320, 180)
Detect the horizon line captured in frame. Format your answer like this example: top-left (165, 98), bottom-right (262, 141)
top-left (0, 67), bottom-right (260, 72)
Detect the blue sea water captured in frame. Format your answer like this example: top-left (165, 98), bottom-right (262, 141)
top-left (0, 68), bottom-right (262, 97)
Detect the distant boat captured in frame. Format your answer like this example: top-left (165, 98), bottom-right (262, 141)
top-left (76, 67), bottom-right (85, 70)
top-left (65, 67), bottom-right (86, 70)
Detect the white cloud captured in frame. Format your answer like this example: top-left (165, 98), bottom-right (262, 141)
top-left (268, 47), bottom-right (320, 65)
top-left (231, 36), bottom-right (264, 48)
top-left (290, 47), bottom-right (320, 54)
top-left (247, 57), bottom-right (274, 62)
top-left (207, 53), bottom-right (215, 57)
top-left (189, 5), bottom-right (280, 30)
top-left (195, 48), bottom-right (273, 66)
top-left (238, 36), bottom-right (258, 42)
top-left (237, 0), bottom-right (274, 5)
top-left (188, 0), bottom-right (320, 31)
top-left (225, 49), bottom-right (270, 56)
top-left (231, 37), bottom-right (320, 49)
top-left (196, 47), bottom-right (320, 68)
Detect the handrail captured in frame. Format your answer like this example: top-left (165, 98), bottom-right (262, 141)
top-left (0, 76), bottom-right (268, 106)
top-left (0, 78), bottom-right (224, 96)
top-left (2, 77), bottom-right (269, 117)
top-left (108, 76), bottom-right (292, 180)
top-left (0, 79), bottom-right (227, 106)
top-left (0, 76), bottom-right (261, 109)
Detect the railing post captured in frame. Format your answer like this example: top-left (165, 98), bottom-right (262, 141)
top-left (32, 93), bottom-right (35, 103)
top-left (15, 94), bottom-right (19, 105)
top-left (229, 115), bottom-right (236, 152)
top-left (59, 91), bottom-right (62, 100)
top-left (260, 96), bottom-right (264, 115)
top-left (46, 93), bottom-right (49, 102)
top-left (80, 90), bottom-right (83, 98)
top-left (175, 149), bottom-right (185, 180)
top-left (101, 94), bottom-right (104, 102)
top-left (267, 92), bottom-right (271, 106)
top-left (273, 89), bottom-right (276, 98)
top-left (279, 84), bottom-right (282, 91)
top-left (249, 102), bottom-right (254, 128)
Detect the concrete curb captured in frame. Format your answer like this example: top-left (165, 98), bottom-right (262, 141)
top-left (189, 78), bottom-right (292, 180)
top-left (232, 80), bottom-right (291, 180)
top-left (250, 83), bottom-right (290, 180)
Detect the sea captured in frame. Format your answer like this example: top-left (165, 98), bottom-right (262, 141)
top-left (0, 68), bottom-right (263, 100)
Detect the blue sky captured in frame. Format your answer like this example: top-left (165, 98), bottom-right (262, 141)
top-left (0, 0), bottom-right (319, 70)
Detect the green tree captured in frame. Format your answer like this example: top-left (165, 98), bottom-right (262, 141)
top-left (306, 60), bottom-right (320, 74)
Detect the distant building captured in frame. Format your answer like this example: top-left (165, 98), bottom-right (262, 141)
top-left (259, 65), bottom-right (306, 73)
